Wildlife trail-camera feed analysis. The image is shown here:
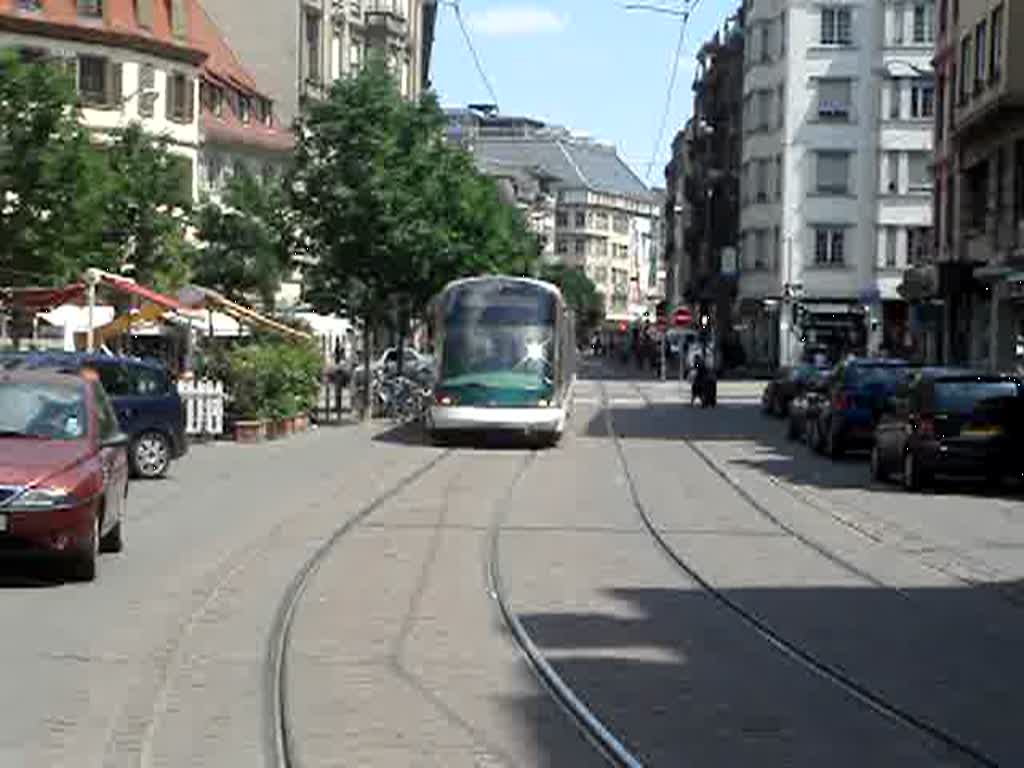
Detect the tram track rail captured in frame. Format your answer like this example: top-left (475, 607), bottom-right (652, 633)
top-left (266, 450), bottom-right (452, 768)
top-left (604, 381), bottom-right (999, 768)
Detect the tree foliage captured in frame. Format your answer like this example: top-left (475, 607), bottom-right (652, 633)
top-left (0, 52), bottom-right (195, 292)
top-left (0, 51), bottom-right (108, 285)
top-left (540, 263), bottom-right (605, 339)
top-left (291, 58), bottom-right (538, 323)
top-left (194, 168), bottom-right (291, 308)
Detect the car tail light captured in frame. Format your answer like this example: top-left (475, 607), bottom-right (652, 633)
top-left (434, 392), bottom-right (456, 407)
top-left (917, 417), bottom-right (936, 438)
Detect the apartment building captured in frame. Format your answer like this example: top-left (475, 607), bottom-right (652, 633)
top-left (0, 0), bottom-right (206, 198)
top-left (448, 107), bottom-right (662, 322)
top-left (200, 0), bottom-right (438, 126)
top-left (915, 0), bottom-right (1023, 370)
top-left (739, 0), bottom-right (935, 367)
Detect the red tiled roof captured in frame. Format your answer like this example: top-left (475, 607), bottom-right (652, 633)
top-left (0, 0), bottom-right (207, 64)
top-left (193, 2), bottom-right (293, 152)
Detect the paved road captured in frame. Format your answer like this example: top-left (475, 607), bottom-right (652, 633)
top-left (1, 360), bottom-right (1023, 766)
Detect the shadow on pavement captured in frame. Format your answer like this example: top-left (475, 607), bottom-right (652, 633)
top-left (0, 557), bottom-right (68, 588)
top-left (508, 583), bottom-right (1024, 768)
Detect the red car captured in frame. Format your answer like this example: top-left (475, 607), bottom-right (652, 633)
top-left (0, 370), bottom-right (129, 581)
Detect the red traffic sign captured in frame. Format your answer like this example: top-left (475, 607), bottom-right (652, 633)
top-left (672, 307), bottom-right (693, 327)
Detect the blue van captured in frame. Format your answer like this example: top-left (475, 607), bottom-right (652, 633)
top-left (3, 352), bottom-right (187, 478)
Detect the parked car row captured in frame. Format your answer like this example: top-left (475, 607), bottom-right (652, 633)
top-left (0, 351), bottom-right (188, 581)
top-left (763, 357), bottom-right (1024, 492)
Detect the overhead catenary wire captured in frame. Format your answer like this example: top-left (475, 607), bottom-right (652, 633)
top-left (641, 0), bottom-right (704, 183)
top-left (443, 0), bottom-right (500, 111)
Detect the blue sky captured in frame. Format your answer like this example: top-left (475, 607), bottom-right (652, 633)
top-left (431, 0), bottom-right (737, 188)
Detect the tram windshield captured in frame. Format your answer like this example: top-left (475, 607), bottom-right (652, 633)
top-left (440, 282), bottom-right (557, 388)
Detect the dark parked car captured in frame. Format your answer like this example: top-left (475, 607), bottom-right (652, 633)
top-left (872, 369), bottom-right (1024, 490)
top-left (811, 358), bottom-right (913, 459)
top-left (786, 367), bottom-right (833, 442)
top-left (9, 352), bottom-right (186, 479)
top-left (0, 369), bottom-right (129, 581)
top-left (763, 363), bottom-right (829, 418)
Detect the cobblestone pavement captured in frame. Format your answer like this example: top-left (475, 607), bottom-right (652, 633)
top-left (1, 361), bottom-right (1023, 766)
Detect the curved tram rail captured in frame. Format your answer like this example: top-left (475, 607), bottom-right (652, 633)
top-left (609, 382), bottom-right (999, 768)
top-left (266, 451), bottom-right (452, 768)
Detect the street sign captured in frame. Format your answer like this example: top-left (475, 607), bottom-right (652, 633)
top-left (672, 307), bottom-right (693, 327)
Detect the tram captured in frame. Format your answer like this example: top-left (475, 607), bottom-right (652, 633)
top-left (425, 275), bottom-right (576, 444)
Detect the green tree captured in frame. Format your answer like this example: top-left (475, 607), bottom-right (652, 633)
top-left (0, 51), bottom-right (110, 286)
top-left (291, 59), bottom-right (538, 413)
top-left (541, 263), bottom-right (606, 340)
top-left (193, 169), bottom-right (291, 308)
top-left (100, 123), bottom-right (195, 292)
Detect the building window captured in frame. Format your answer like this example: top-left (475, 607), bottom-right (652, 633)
top-left (884, 226), bottom-right (899, 268)
top-left (756, 229), bottom-right (769, 269)
top-left (135, 0), bottom-right (152, 27)
top-left (77, 56), bottom-right (120, 109)
top-left (775, 155), bottom-right (783, 199)
top-left (760, 23), bottom-right (772, 63)
top-left (815, 151), bottom-right (851, 194)
top-left (305, 8), bottom-right (322, 83)
top-left (990, 5), bottom-right (1003, 83)
top-left (817, 78), bottom-right (852, 120)
top-left (886, 151), bottom-right (900, 192)
top-left (239, 95), bottom-right (251, 124)
top-left (575, 211), bottom-right (586, 229)
top-left (814, 227), bottom-right (846, 265)
top-left (777, 82), bottom-right (785, 129)
top-left (574, 238), bottom-right (585, 256)
top-left (138, 63), bottom-right (155, 117)
top-left (757, 159), bottom-right (768, 201)
top-left (556, 238), bottom-right (568, 255)
top-left (166, 72), bottom-right (194, 123)
top-left (821, 7), bottom-right (852, 45)
top-left (959, 35), bottom-right (971, 103)
top-left (780, 10), bottom-right (787, 54)
top-left (889, 79), bottom-right (902, 119)
top-left (758, 89), bottom-right (772, 129)
top-left (892, 2), bottom-right (905, 44)
top-left (613, 213), bottom-right (629, 234)
top-left (77, 0), bottom-right (102, 17)
top-left (967, 161), bottom-right (989, 230)
top-left (908, 152), bottom-right (932, 191)
top-left (912, 2), bottom-right (935, 43)
top-left (910, 81), bottom-right (934, 118)
top-left (975, 20), bottom-right (987, 93)
top-left (595, 211), bottom-right (609, 229)
top-left (907, 226), bottom-right (932, 263)
top-left (555, 211), bottom-right (568, 228)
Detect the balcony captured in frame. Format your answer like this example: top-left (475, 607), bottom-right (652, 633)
top-left (364, 2), bottom-right (407, 41)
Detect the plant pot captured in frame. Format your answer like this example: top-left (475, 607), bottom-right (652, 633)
top-left (295, 414), bottom-right (309, 432)
top-left (234, 420), bottom-right (266, 443)
top-left (282, 417), bottom-right (295, 436)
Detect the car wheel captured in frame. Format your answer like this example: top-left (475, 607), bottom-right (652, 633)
top-left (68, 514), bottom-right (98, 582)
top-left (131, 431), bottom-right (170, 479)
top-left (904, 451), bottom-right (925, 492)
top-left (100, 511), bottom-right (123, 554)
top-left (870, 445), bottom-right (887, 482)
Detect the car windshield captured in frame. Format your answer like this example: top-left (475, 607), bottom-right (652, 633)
top-left (0, 380), bottom-right (87, 440)
top-left (846, 364), bottom-right (909, 389)
top-left (934, 380), bottom-right (1020, 413)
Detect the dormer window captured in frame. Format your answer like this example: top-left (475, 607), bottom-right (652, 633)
top-left (239, 95), bottom-right (251, 124)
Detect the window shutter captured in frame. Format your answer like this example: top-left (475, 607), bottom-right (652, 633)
top-left (185, 76), bottom-right (195, 122)
top-left (171, 0), bottom-right (187, 39)
top-left (107, 60), bottom-right (122, 108)
top-left (136, 0), bottom-right (153, 28)
top-left (165, 72), bottom-right (174, 120)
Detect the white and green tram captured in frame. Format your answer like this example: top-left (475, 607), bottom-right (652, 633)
top-left (425, 276), bottom-right (576, 444)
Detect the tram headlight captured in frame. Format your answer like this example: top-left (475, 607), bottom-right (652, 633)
top-left (537, 399), bottom-right (550, 408)
top-left (435, 391), bottom-right (456, 407)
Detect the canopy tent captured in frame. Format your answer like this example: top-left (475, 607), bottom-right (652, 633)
top-left (189, 287), bottom-right (313, 342)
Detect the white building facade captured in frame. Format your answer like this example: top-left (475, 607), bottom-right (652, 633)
top-left (740, 0), bottom-right (935, 366)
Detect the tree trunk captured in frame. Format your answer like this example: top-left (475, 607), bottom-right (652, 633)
top-left (361, 314), bottom-right (373, 423)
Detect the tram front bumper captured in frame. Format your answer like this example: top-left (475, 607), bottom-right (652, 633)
top-left (429, 405), bottom-right (564, 433)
